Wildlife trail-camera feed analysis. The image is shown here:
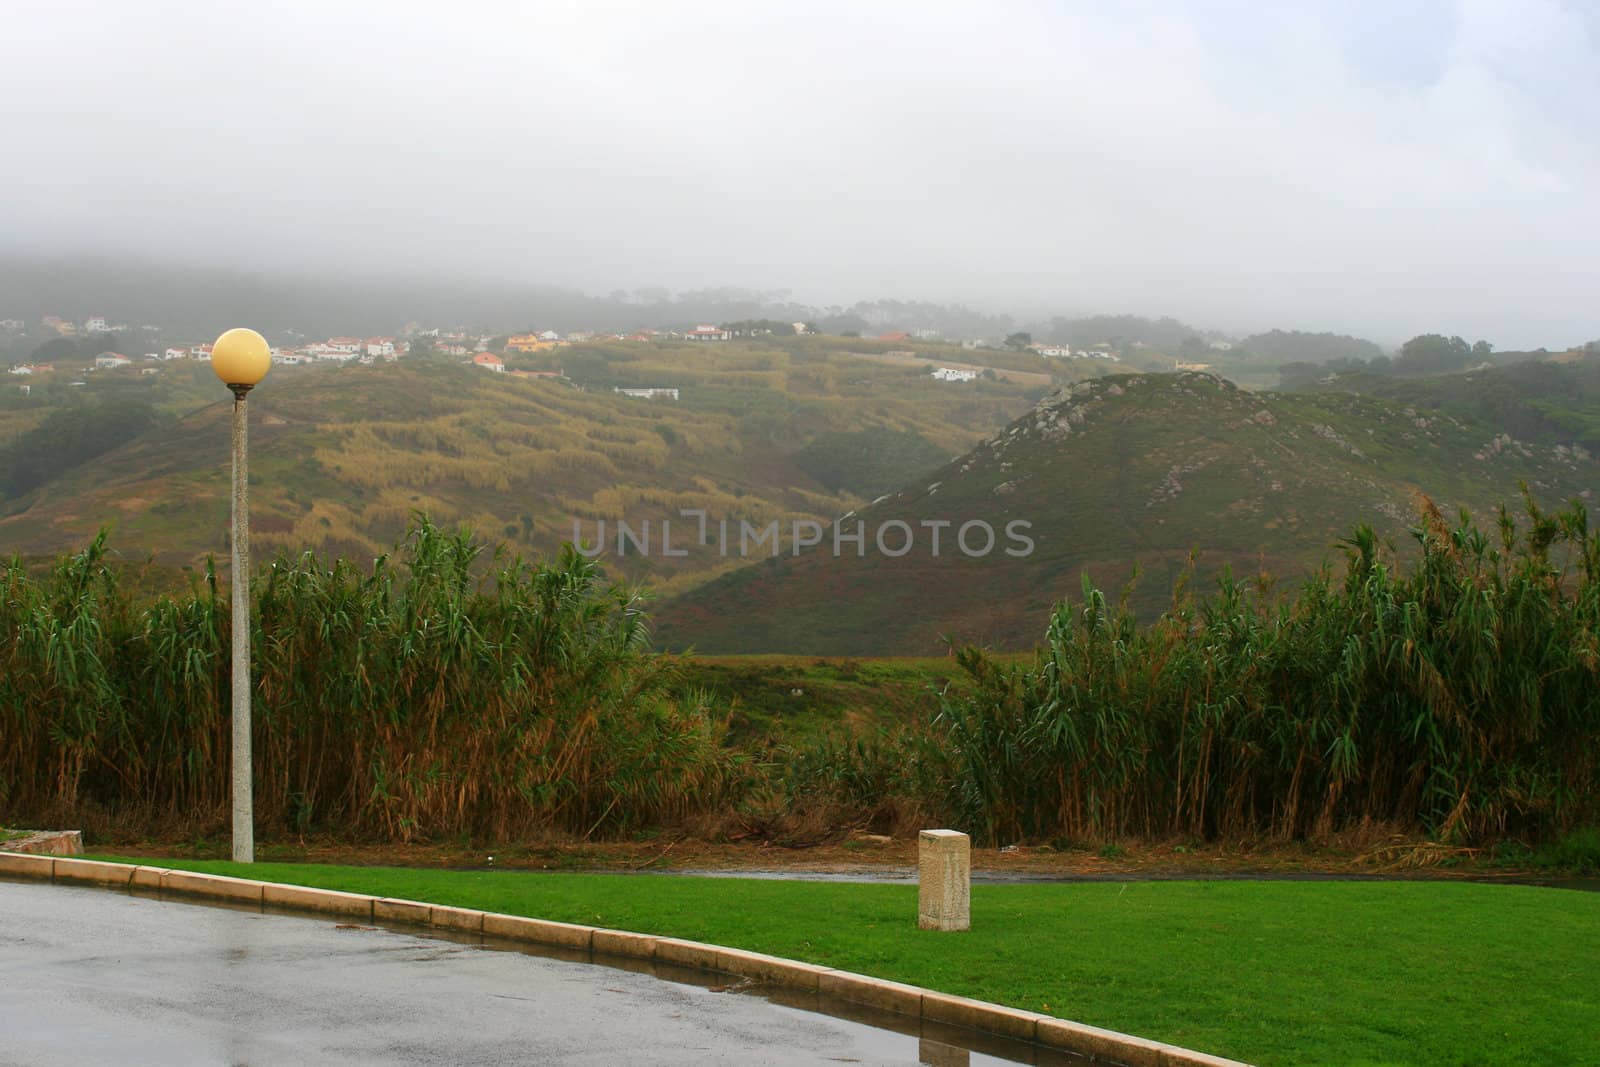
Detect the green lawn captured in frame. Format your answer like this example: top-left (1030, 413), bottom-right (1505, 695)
top-left (94, 857), bottom-right (1598, 1066)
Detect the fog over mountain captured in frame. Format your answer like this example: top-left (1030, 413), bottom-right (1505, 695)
top-left (4, 1), bottom-right (1598, 348)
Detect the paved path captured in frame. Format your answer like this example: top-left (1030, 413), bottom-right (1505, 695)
top-left (0, 880), bottom-right (1055, 1065)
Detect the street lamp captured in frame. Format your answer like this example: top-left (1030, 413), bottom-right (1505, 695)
top-left (212, 327), bottom-right (271, 863)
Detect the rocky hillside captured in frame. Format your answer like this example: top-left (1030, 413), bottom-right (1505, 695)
top-left (655, 373), bottom-right (1600, 654)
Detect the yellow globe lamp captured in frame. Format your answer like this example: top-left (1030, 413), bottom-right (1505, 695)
top-left (211, 327), bottom-right (272, 389)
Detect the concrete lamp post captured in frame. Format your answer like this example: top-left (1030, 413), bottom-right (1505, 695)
top-left (212, 327), bottom-right (271, 863)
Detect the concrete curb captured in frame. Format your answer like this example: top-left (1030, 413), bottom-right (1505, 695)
top-left (2, 854), bottom-right (1250, 1066)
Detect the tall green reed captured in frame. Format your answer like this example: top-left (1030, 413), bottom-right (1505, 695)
top-left (0, 519), bottom-right (732, 840)
top-left (927, 498), bottom-right (1600, 845)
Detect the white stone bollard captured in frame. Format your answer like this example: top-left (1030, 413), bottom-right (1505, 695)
top-left (918, 829), bottom-right (971, 931)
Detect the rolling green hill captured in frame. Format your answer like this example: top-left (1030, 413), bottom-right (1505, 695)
top-left (0, 340), bottom-right (1064, 594)
top-left (10, 344), bottom-right (1598, 655)
top-left (655, 370), bottom-right (1600, 654)
top-left (1306, 355), bottom-right (1600, 452)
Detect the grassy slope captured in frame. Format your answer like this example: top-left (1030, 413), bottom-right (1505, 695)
top-left (11, 354), bottom-right (1599, 654)
top-left (657, 371), bottom-right (1600, 654)
top-left (0, 343), bottom-right (1060, 593)
top-left (1311, 358), bottom-right (1600, 452)
top-left (671, 654), bottom-right (997, 745)
top-left (94, 857), bottom-right (1600, 1066)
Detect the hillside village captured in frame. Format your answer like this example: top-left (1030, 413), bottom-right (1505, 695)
top-left (6, 310), bottom-right (1595, 424)
top-left (1, 314), bottom-right (1127, 396)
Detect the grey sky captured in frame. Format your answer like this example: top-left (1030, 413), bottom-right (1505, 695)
top-left (3, 1), bottom-right (1597, 347)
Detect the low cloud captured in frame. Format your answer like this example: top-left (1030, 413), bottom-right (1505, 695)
top-left (2, 1), bottom-right (1596, 347)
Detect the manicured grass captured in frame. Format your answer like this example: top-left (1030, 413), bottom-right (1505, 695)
top-left (93, 857), bottom-right (1599, 1065)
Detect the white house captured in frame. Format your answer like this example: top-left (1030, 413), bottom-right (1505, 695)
top-left (614, 386), bottom-right (679, 400)
top-left (685, 324), bottom-right (730, 342)
top-left (7, 364), bottom-right (34, 376)
top-left (538, 330), bottom-right (561, 342)
top-left (1031, 343), bottom-right (1072, 358)
top-left (322, 337), bottom-right (363, 359)
top-left (365, 336), bottom-right (396, 358)
top-left (472, 353), bottom-right (505, 372)
top-left (84, 316), bottom-right (110, 333)
top-left (191, 344), bottom-right (213, 361)
top-left (930, 367), bottom-right (977, 382)
top-left (163, 347), bottom-right (187, 360)
top-left (94, 352), bottom-right (132, 369)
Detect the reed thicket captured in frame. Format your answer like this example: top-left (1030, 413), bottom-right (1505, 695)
top-left (888, 498), bottom-right (1600, 844)
top-left (3, 501), bottom-right (1597, 848)
top-left (0, 519), bottom-right (733, 839)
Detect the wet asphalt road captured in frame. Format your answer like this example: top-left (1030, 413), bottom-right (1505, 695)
top-left (0, 879), bottom-right (1062, 1066)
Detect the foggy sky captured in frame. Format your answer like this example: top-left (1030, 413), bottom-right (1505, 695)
top-left (3, 1), bottom-right (1597, 348)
